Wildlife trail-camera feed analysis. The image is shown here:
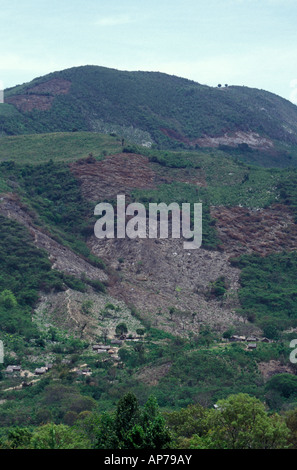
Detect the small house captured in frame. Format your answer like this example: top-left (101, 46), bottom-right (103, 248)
top-left (230, 335), bottom-right (246, 342)
top-left (261, 337), bottom-right (272, 343)
top-left (6, 365), bottom-right (21, 373)
top-left (93, 344), bottom-right (110, 351)
top-left (247, 343), bottom-right (257, 349)
top-left (35, 367), bottom-right (47, 375)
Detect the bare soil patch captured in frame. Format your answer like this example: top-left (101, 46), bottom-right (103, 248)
top-left (6, 78), bottom-right (71, 112)
top-left (258, 360), bottom-right (295, 381)
top-left (211, 204), bottom-right (297, 257)
top-left (135, 362), bottom-right (172, 386)
top-left (70, 153), bottom-right (157, 201)
top-left (89, 233), bottom-right (243, 335)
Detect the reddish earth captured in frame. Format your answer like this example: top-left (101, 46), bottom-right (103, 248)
top-left (70, 153), bottom-right (157, 201)
top-left (70, 153), bottom-right (206, 202)
top-left (6, 94), bottom-right (55, 112)
top-left (26, 78), bottom-right (71, 96)
top-left (6, 78), bottom-right (71, 112)
top-left (211, 204), bottom-right (297, 257)
top-left (160, 128), bottom-right (190, 145)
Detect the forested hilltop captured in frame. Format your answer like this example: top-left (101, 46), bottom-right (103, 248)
top-left (2, 65), bottom-right (297, 166)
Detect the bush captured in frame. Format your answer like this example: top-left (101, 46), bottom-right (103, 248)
top-left (266, 374), bottom-right (297, 399)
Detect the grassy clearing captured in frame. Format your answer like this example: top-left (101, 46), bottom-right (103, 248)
top-left (0, 131), bottom-right (123, 164)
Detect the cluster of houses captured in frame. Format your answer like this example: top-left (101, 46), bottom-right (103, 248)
top-left (6, 363), bottom-right (53, 376)
top-left (226, 335), bottom-right (274, 350)
top-left (92, 342), bottom-right (120, 355)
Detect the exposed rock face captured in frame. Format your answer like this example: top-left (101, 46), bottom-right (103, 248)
top-left (196, 131), bottom-right (274, 150)
top-left (160, 129), bottom-right (274, 151)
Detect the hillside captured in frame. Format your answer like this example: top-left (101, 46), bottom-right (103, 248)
top-left (1, 130), bottom-right (297, 430)
top-left (1, 69), bottom-right (297, 449)
top-left (2, 65), bottom-right (297, 167)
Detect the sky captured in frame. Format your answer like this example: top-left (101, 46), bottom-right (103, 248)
top-left (0, 0), bottom-right (297, 103)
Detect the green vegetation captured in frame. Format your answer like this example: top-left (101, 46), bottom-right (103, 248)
top-left (0, 159), bottom-right (105, 267)
top-left (0, 132), bottom-right (122, 164)
top-left (0, 215), bottom-right (61, 307)
top-left (1, 391), bottom-right (296, 449)
top-left (231, 251), bottom-right (297, 336)
top-left (93, 393), bottom-right (171, 449)
top-left (278, 170), bottom-right (297, 220)
top-left (3, 65), bottom-right (297, 159)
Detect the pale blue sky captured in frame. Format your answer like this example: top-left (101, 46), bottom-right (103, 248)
top-left (1, 0), bottom-right (297, 103)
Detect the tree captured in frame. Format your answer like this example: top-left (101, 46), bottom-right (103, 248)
top-left (115, 322), bottom-right (128, 336)
top-left (94, 393), bottom-right (171, 449)
top-left (81, 300), bottom-right (93, 315)
top-left (164, 403), bottom-right (209, 448)
top-left (131, 396), bottom-right (171, 449)
top-left (93, 412), bottom-right (119, 449)
top-left (101, 328), bottom-right (109, 343)
top-left (136, 328), bottom-right (145, 336)
top-left (29, 423), bottom-right (91, 449)
top-left (115, 392), bottom-right (140, 447)
top-left (5, 427), bottom-right (32, 449)
top-left (0, 289), bottom-right (17, 309)
top-left (168, 306), bottom-right (176, 321)
top-left (266, 374), bottom-right (297, 399)
top-left (285, 409), bottom-right (297, 448)
top-left (209, 276), bottom-right (227, 298)
top-left (190, 393), bottom-right (289, 449)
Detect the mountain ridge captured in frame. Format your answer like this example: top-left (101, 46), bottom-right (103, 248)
top-left (1, 65), bottom-right (297, 161)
